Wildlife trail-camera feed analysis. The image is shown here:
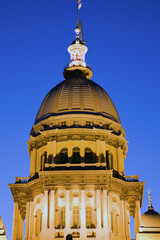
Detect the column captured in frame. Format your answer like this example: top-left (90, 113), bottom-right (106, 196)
top-left (53, 140), bottom-right (56, 163)
top-left (12, 202), bottom-right (19, 240)
top-left (103, 189), bottom-right (108, 228)
top-left (120, 200), bottom-right (125, 238)
top-left (68, 141), bottom-right (72, 163)
top-left (65, 189), bottom-right (70, 229)
top-left (134, 200), bottom-right (140, 237)
top-left (50, 190), bottom-right (55, 229)
top-left (80, 140), bottom-right (85, 163)
top-left (30, 148), bottom-right (36, 176)
top-left (96, 140), bottom-right (100, 163)
top-left (25, 202), bottom-right (30, 240)
top-left (42, 190), bottom-right (48, 229)
top-left (28, 201), bottom-right (34, 239)
top-left (96, 189), bottom-right (102, 240)
top-left (80, 188), bottom-right (86, 240)
top-left (19, 215), bottom-right (24, 240)
top-left (81, 189), bottom-right (86, 227)
top-left (96, 189), bottom-right (101, 228)
top-left (102, 189), bottom-right (109, 240)
top-left (64, 189), bottom-right (70, 238)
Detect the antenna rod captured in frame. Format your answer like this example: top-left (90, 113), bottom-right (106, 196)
top-left (77, 0), bottom-right (82, 26)
top-left (77, 0), bottom-right (79, 26)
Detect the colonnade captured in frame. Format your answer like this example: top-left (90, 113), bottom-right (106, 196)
top-left (12, 188), bottom-right (141, 240)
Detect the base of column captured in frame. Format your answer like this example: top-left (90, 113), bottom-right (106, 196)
top-left (96, 227), bottom-right (102, 240)
top-left (103, 227), bottom-right (109, 240)
top-left (80, 227), bottom-right (86, 240)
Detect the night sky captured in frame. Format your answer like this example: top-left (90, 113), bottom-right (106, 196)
top-left (0, 0), bottom-right (160, 239)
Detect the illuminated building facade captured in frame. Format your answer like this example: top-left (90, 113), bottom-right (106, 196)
top-left (136, 192), bottom-right (160, 240)
top-left (9, 25), bottom-right (146, 240)
top-left (0, 217), bottom-right (7, 240)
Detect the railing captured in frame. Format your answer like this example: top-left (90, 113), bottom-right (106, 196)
top-left (15, 173), bottom-right (39, 183)
top-left (15, 177), bottom-right (30, 183)
top-left (124, 175), bottom-right (139, 182)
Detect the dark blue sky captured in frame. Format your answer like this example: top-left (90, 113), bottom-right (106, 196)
top-left (0, 0), bottom-right (160, 239)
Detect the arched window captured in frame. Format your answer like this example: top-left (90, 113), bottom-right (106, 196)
top-left (35, 209), bottom-right (42, 235)
top-left (85, 148), bottom-right (93, 163)
top-left (86, 206), bottom-right (94, 228)
top-left (60, 206), bottom-right (65, 228)
top-left (60, 148), bottom-right (68, 164)
top-left (73, 206), bottom-right (80, 228)
top-left (72, 147), bottom-right (81, 164)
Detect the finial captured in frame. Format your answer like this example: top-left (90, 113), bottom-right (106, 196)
top-left (77, 0), bottom-right (82, 26)
top-left (75, 26), bottom-right (81, 39)
top-left (147, 189), bottom-right (153, 209)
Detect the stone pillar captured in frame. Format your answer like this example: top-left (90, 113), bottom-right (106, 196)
top-left (25, 202), bottom-right (30, 240)
top-left (30, 148), bottom-right (36, 177)
top-left (96, 189), bottom-right (101, 228)
top-left (20, 216), bottom-right (24, 240)
top-left (65, 189), bottom-right (70, 229)
top-left (134, 200), bottom-right (140, 237)
top-left (28, 201), bottom-right (34, 239)
top-left (68, 141), bottom-right (72, 163)
top-left (120, 200), bottom-right (125, 238)
top-left (64, 188), bottom-right (70, 238)
top-left (80, 188), bottom-right (86, 239)
top-left (42, 190), bottom-right (48, 229)
top-left (12, 202), bottom-right (21, 240)
top-left (96, 188), bottom-right (102, 240)
top-left (80, 140), bottom-right (85, 162)
top-left (102, 189), bottom-right (109, 239)
top-left (53, 140), bottom-right (56, 163)
top-left (50, 190), bottom-right (55, 229)
top-left (96, 140), bottom-right (100, 163)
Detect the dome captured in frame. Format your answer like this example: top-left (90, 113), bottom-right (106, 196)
top-left (0, 216), bottom-right (6, 235)
top-left (35, 71), bottom-right (120, 125)
top-left (140, 207), bottom-right (160, 229)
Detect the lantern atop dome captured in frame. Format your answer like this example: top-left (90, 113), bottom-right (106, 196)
top-left (68, 25), bottom-right (88, 68)
top-left (64, 23), bottom-right (92, 79)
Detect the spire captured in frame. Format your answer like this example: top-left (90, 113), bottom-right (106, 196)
top-left (148, 189), bottom-right (153, 209)
top-left (63, 0), bottom-right (92, 79)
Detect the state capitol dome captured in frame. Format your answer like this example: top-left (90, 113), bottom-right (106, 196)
top-left (35, 73), bottom-right (120, 125)
top-left (9, 20), bottom-right (145, 240)
top-left (140, 208), bottom-right (160, 228)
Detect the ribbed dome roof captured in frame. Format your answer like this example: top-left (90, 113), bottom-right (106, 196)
top-left (35, 71), bottom-right (120, 124)
top-left (140, 207), bottom-right (160, 228)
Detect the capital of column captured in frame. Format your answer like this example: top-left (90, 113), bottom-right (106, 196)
top-left (120, 194), bottom-right (128, 201)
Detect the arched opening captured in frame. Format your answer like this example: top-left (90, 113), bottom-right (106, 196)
top-left (72, 147), bottom-right (81, 164)
top-left (34, 209), bottom-right (42, 236)
top-left (60, 148), bottom-right (68, 164)
top-left (85, 148), bottom-right (94, 163)
top-left (86, 206), bottom-right (94, 228)
top-left (72, 206), bottom-right (80, 228)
